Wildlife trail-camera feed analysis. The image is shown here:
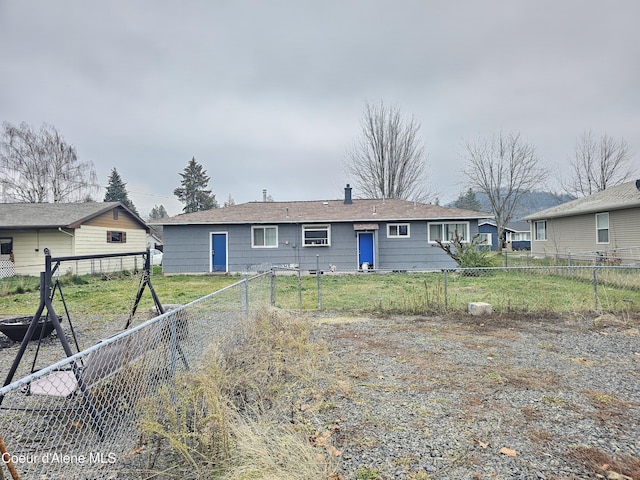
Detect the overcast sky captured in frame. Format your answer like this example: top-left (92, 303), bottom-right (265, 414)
top-left (1, 1), bottom-right (639, 217)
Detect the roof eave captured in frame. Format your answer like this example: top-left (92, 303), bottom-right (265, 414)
top-left (161, 214), bottom-right (493, 226)
top-left (0, 224), bottom-right (80, 230)
top-left (523, 203), bottom-right (640, 221)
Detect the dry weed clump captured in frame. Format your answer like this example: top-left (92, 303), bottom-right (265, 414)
top-left (568, 446), bottom-right (640, 480)
top-left (138, 308), bottom-right (338, 479)
top-left (222, 420), bottom-right (336, 480)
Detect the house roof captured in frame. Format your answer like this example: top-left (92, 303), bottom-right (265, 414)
top-left (157, 198), bottom-right (492, 225)
top-left (522, 180), bottom-right (640, 221)
top-left (0, 202), bottom-right (150, 231)
top-left (479, 219), bottom-right (530, 232)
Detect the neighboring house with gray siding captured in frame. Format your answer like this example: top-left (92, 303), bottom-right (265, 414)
top-left (522, 180), bottom-right (640, 264)
top-left (157, 186), bottom-right (491, 274)
top-left (0, 202), bottom-right (150, 277)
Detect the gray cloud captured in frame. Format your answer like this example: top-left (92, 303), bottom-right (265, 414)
top-left (1, 1), bottom-right (638, 216)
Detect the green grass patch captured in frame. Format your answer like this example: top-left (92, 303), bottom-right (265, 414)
top-left (0, 272), bottom-right (240, 315)
top-left (2, 267), bottom-right (640, 316)
top-left (0, 275), bottom-right (40, 297)
top-left (273, 269), bottom-right (640, 315)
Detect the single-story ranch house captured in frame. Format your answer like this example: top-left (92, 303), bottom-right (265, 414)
top-left (522, 180), bottom-right (640, 264)
top-left (156, 186), bottom-right (492, 274)
top-left (0, 202), bottom-right (150, 277)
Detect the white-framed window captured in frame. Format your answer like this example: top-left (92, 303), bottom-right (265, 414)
top-left (303, 225), bottom-right (331, 246)
top-left (596, 212), bottom-right (609, 244)
top-left (252, 226), bottom-right (278, 248)
top-left (477, 232), bottom-right (492, 246)
top-left (387, 223), bottom-right (410, 238)
top-left (508, 231), bottom-right (531, 242)
top-left (534, 221), bottom-right (547, 241)
top-left (428, 222), bottom-right (469, 243)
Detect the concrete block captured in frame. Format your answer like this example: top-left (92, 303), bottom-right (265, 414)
top-left (468, 302), bottom-right (492, 316)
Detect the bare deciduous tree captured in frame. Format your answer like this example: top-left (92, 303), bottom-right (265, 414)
top-left (563, 130), bottom-right (634, 197)
top-left (344, 101), bottom-right (430, 201)
top-left (0, 122), bottom-right (98, 203)
top-left (462, 132), bottom-right (548, 250)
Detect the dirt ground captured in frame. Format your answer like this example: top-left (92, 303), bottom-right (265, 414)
top-left (307, 312), bottom-right (640, 479)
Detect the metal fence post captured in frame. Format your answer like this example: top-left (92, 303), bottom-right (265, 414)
top-left (244, 274), bottom-right (249, 313)
top-left (316, 255), bottom-right (322, 310)
top-left (443, 269), bottom-right (449, 312)
top-left (297, 268), bottom-right (303, 312)
top-left (593, 267), bottom-right (599, 311)
top-left (270, 269), bottom-right (276, 306)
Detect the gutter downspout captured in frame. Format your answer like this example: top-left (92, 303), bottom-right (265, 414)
top-left (58, 227), bottom-right (75, 258)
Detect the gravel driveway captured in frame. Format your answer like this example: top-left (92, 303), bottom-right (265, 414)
top-left (309, 312), bottom-right (640, 480)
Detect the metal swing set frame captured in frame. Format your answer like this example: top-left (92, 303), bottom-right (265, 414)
top-left (0, 248), bottom-right (166, 432)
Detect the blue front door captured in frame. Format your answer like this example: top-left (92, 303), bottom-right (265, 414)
top-left (358, 232), bottom-right (374, 269)
top-left (211, 233), bottom-right (227, 272)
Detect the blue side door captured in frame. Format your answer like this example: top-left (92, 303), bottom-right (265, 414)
top-left (358, 232), bottom-right (374, 269)
top-left (211, 233), bottom-right (227, 272)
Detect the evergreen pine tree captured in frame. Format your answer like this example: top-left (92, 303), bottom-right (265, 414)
top-left (452, 188), bottom-right (481, 211)
top-left (104, 167), bottom-right (139, 215)
top-left (149, 204), bottom-right (169, 220)
top-left (173, 157), bottom-right (218, 213)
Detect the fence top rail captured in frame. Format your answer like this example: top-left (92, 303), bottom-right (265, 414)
top-left (326, 265), bottom-right (640, 275)
top-left (467, 265), bottom-right (640, 271)
top-left (49, 250), bottom-right (149, 263)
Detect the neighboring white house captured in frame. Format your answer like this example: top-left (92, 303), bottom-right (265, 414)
top-left (522, 180), bottom-right (640, 264)
top-left (0, 202), bottom-right (150, 277)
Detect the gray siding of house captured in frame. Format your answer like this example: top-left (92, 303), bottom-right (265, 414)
top-left (228, 223), bottom-right (359, 272)
top-left (378, 221), bottom-right (459, 270)
top-left (161, 225), bottom-right (212, 273)
top-left (609, 208), bottom-right (640, 249)
top-left (163, 220), bottom-right (461, 274)
top-left (530, 207), bottom-right (640, 257)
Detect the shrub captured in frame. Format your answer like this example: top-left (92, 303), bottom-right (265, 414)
top-left (434, 233), bottom-right (498, 269)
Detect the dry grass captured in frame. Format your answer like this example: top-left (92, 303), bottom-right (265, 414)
top-left (222, 419), bottom-right (335, 480)
top-left (568, 446), bottom-right (640, 480)
top-left (137, 308), bottom-right (338, 480)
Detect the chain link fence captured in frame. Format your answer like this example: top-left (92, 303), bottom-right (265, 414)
top-left (0, 272), bottom-right (271, 480)
top-left (269, 265), bottom-right (640, 315)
